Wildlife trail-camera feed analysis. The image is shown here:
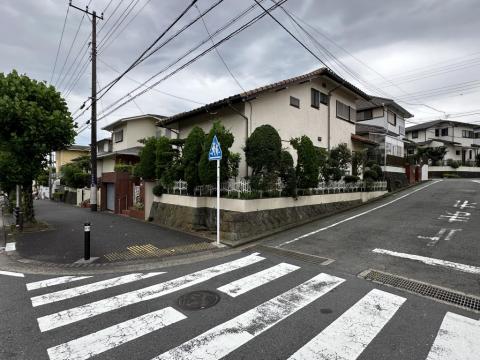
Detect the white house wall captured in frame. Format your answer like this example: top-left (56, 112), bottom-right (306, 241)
top-left (111, 118), bottom-right (157, 152)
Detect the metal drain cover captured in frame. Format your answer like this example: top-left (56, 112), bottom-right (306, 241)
top-left (177, 290), bottom-right (220, 310)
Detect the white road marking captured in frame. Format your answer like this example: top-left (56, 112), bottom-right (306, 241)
top-left (278, 180), bottom-right (442, 247)
top-left (26, 276), bottom-right (93, 291)
top-left (217, 262), bottom-right (299, 297)
top-left (444, 229), bottom-right (462, 241)
top-left (472, 180), bottom-right (480, 184)
top-left (37, 253), bottom-right (264, 332)
top-left (288, 289), bottom-right (406, 360)
top-left (31, 272), bottom-right (165, 307)
top-left (372, 248), bottom-right (480, 274)
top-left (418, 228), bottom-right (447, 247)
top-left (47, 306), bottom-right (186, 360)
top-left (5, 242), bottom-right (16, 252)
top-left (453, 200), bottom-right (476, 209)
top-left (153, 273), bottom-right (345, 360)
top-left (426, 312), bottom-right (480, 360)
top-left (439, 211), bottom-right (470, 223)
top-left (0, 270), bottom-right (24, 278)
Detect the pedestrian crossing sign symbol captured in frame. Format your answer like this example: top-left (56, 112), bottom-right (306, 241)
top-left (208, 135), bottom-right (222, 161)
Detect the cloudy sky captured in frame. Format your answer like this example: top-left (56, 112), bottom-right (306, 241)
top-left (1, 0), bottom-right (480, 145)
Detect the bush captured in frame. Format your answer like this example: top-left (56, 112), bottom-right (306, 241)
top-left (279, 150), bottom-right (297, 198)
top-left (443, 173), bottom-right (460, 178)
top-left (363, 169), bottom-right (378, 181)
top-left (343, 175), bottom-right (359, 183)
top-left (245, 124), bottom-right (282, 174)
top-left (114, 163), bottom-right (134, 174)
top-left (152, 184), bottom-right (164, 196)
top-left (371, 164), bottom-right (383, 179)
top-left (447, 159), bottom-right (460, 169)
top-left (135, 137), bottom-right (157, 180)
top-left (290, 136), bottom-right (319, 188)
top-left (182, 126), bottom-right (205, 194)
top-left (198, 122), bottom-right (236, 185)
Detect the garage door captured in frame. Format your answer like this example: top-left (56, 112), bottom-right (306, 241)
top-left (106, 183), bottom-right (115, 211)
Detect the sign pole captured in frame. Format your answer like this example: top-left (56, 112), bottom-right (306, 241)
top-left (216, 159), bottom-right (220, 246)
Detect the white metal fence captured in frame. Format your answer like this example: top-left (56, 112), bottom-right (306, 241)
top-left (165, 179), bottom-right (387, 198)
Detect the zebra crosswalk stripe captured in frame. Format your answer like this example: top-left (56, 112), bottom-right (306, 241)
top-left (217, 262), bottom-right (299, 297)
top-left (426, 312), bottom-right (480, 360)
top-left (37, 253), bottom-right (264, 332)
top-left (26, 276), bottom-right (93, 291)
top-left (47, 306), bottom-right (186, 360)
top-left (288, 289), bottom-right (406, 360)
top-left (153, 273), bottom-right (345, 360)
top-left (31, 272), bottom-right (165, 307)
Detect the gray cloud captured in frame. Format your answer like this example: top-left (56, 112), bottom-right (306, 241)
top-left (1, 0), bottom-right (480, 145)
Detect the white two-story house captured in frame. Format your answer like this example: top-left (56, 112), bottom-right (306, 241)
top-left (355, 96), bottom-right (413, 172)
top-left (157, 67), bottom-right (371, 177)
top-left (405, 119), bottom-right (480, 165)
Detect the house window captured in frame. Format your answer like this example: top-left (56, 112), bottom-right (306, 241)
top-left (456, 150), bottom-right (461, 156)
top-left (114, 129), bottom-right (123, 143)
top-left (336, 100), bottom-right (351, 121)
top-left (435, 128), bottom-right (440, 137)
top-left (387, 111), bottom-right (397, 126)
top-left (399, 126), bottom-right (405, 136)
top-left (412, 130), bottom-right (418, 139)
top-left (290, 96), bottom-right (300, 108)
top-left (363, 109), bottom-right (373, 120)
top-left (469, 150), bottom-right (473, 159)
top-left (441, 128), bottom-right (449, 136)
top-left (320, 92), bottom-right (328, 105)
top-left (475, 132), bottom-right (480, 139)
top-left (311, 88), bottom-right (320, 109)
top-left (462, 130), bottom-right (474, 138)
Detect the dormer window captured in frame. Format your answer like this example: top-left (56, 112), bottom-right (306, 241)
top-left (114, 129), bottom-right (124, 143)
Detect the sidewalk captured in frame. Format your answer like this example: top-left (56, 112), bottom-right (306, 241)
top-left (14, 200), bottom-right (216, 264)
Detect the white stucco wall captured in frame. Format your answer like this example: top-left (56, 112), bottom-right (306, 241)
top-left (111, 118), bottom-right (157, 152)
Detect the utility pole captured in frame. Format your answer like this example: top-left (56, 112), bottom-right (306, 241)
top-left (69, 1), bottom-right (103, 211)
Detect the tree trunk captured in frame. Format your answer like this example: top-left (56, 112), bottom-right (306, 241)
top-left (21, 184), bottom-right (35, 224)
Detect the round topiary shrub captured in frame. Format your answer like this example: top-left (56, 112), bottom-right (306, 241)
top-left (343, 175), bottom-right (360, 183)
top-left (363, 169), bottom-right (378, 181)
top-left (152, 184), bottom-right (164, 197)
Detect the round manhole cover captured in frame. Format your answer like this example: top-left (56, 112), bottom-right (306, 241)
top-left (177, 290), bottom-right (221, 310)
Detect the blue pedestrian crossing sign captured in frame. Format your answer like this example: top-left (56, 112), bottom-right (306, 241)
top-left (208, 135), bottom-right (222, 161)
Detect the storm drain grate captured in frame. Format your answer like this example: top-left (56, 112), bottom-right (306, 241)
top-left (360, 269), bottom-right (480, 312)
top-left (249, 245), bottom-right (334, 266)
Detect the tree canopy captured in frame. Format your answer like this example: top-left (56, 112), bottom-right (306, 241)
top-left (0, 70), bottom-right (75, 222)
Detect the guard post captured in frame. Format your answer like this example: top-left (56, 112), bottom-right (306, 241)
top-left (84, 222), bottom-right (91, 260)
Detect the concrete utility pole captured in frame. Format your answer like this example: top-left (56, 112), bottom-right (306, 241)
top-left (69, 1), bottom-right (103, 212)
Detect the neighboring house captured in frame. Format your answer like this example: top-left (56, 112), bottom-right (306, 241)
top-left (55, 144), bottom-right (90, 174)
top-left (97, 114), bottom-right (165, 212)
top-left (405, 120), bottom-right (480, 165)
top-left (356, 96), bottom-right (414, 169)
top-left (157, 67), bottom-right (370, 177)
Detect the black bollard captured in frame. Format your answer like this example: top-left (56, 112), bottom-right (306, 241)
top-left (84, 222), bottom-right (91, 260)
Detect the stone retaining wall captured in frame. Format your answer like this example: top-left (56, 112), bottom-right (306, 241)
top-left (149, 191), bottom-right (387, 245)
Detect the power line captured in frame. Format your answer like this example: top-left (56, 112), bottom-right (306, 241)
top-left (96, 0), bottom-right (199, 100)
top-left (93, 0), bottom-right (275, 120)
top-left (195, 3), bottom-right (246, 93)
top-left (50, 4), bottom-right (70, 84)
top-left (54, 0), bottom-right (93, 86)
top-left (77, 0), bottom-right (287, 132)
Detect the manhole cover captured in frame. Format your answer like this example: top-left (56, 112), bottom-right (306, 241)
top-left (177, 290), bottom-right (220, 310)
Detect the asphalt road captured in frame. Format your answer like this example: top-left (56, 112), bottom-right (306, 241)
top-left (15, 200), bottom-right (208, 264)
top-left (1, 179), bottom-right (479, 359)
top-left (1, 250), bottom-right (477, 360)
top-left (264, 178), bottom-right (480, 297)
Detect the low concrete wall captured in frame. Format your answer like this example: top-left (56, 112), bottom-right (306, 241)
top-left (429, 166), bottom-right (480, 178)
top-left (150, 191), bottom-right (387, 245)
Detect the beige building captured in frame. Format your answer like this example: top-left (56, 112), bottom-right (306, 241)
top-left (55, 145), bottom-right (90, 174)
top-left (157, 68), bottom-right (370, 177)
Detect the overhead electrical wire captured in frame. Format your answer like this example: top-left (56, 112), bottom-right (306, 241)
top-left (50, 4), bottom-right (70, 84)
top-left (76, 0), bottom-right (287, 131)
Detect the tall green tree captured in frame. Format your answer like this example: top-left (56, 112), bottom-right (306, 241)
top-left (290, 135), bottom-right (319, 188)
top-left (135, 137), bottom-right (158, 180)
top-left (61, 155), bottom-right (90, 189)
top-left (0, 70), bottom-right (75, 222)
top-left (198, 122), bottom-right (236, 185)
top-left (182, 126), bottom-right (205, 194)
